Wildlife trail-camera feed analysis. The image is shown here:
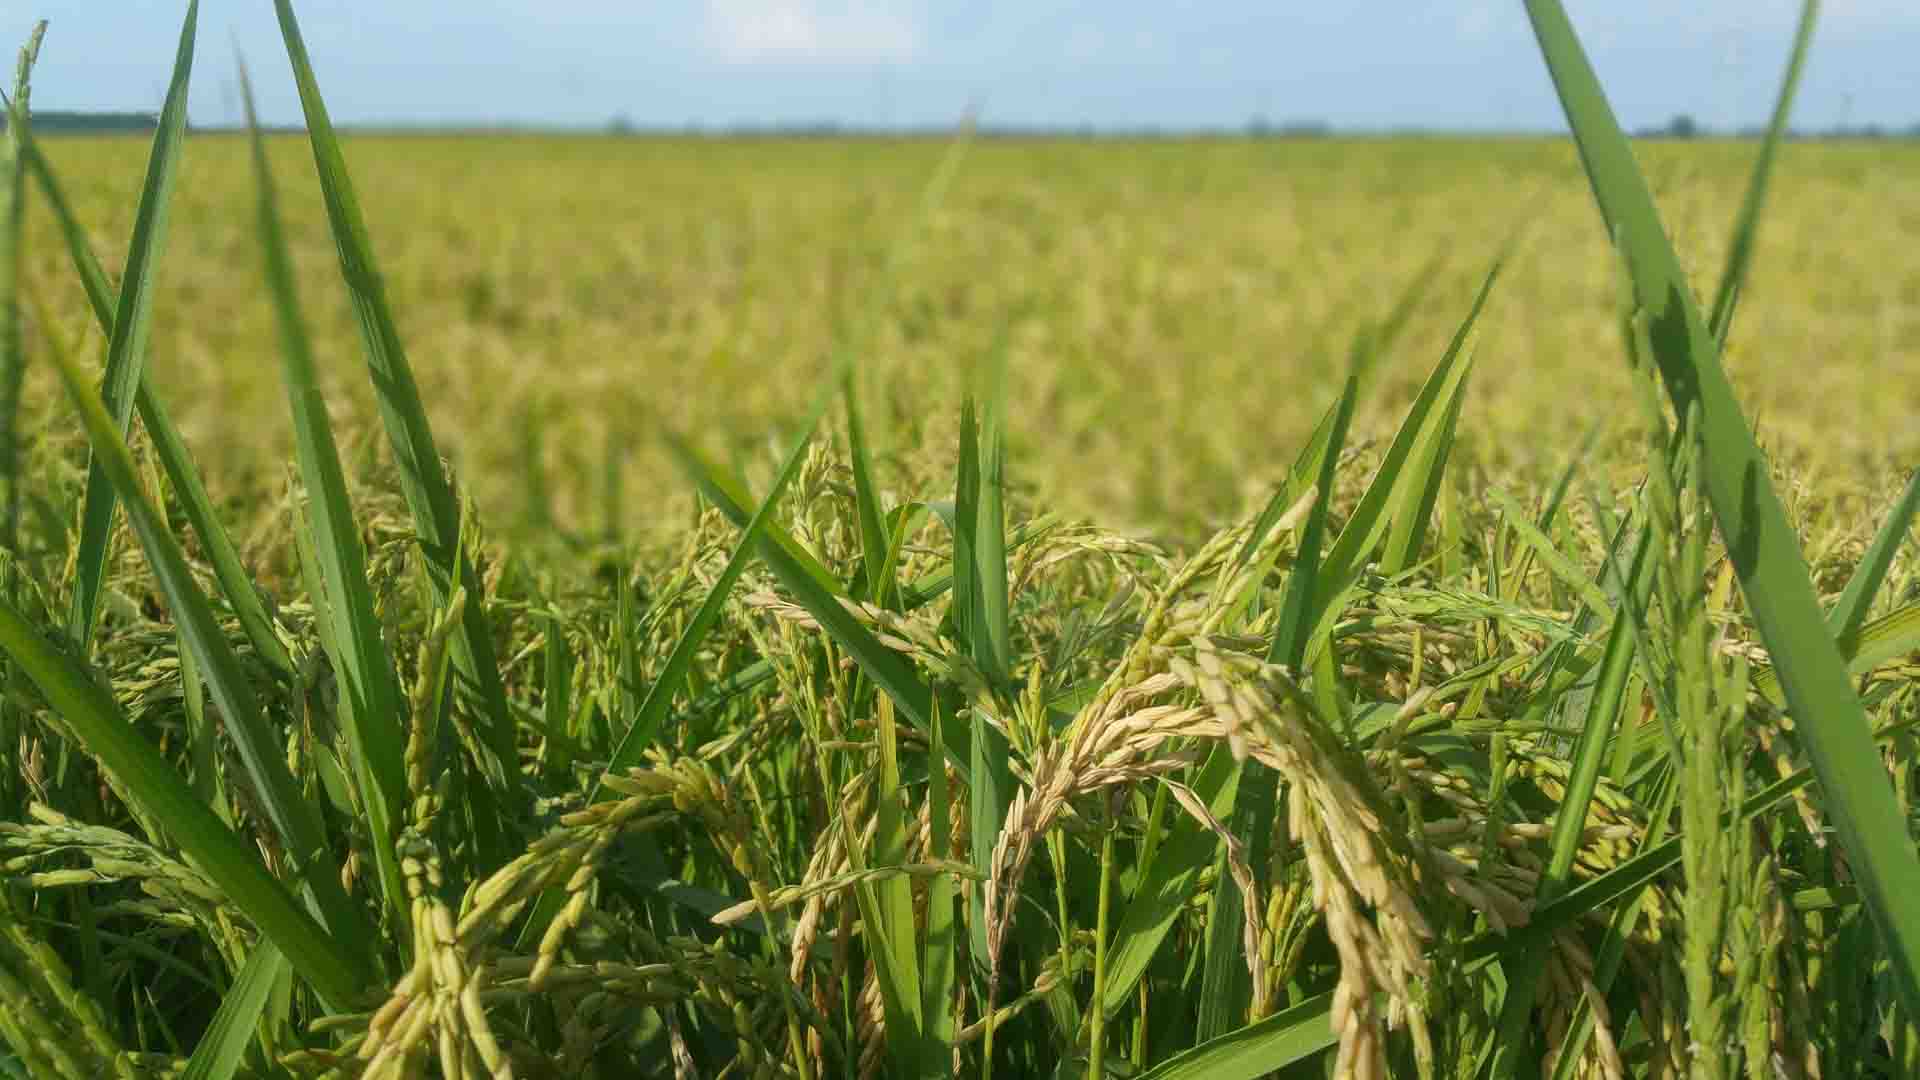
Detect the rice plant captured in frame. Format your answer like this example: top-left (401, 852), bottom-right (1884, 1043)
top-left (1, 1), bottom-right (1917, 1077)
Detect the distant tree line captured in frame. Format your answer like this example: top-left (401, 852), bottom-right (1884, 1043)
top-left (1637, 112), bottom-right (1920, 140)
top-left (0, 110), bottom-right (157, 133)
top-left (9, 108), bottom-right (1920, 140)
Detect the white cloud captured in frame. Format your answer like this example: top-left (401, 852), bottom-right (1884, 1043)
top-left (704, 1), bottom-right (921, 64)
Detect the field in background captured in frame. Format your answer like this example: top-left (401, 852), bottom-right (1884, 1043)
top-left (25, 134), bottom-right (1920, 545)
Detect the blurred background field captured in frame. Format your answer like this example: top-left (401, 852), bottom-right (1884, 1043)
top-left (24, 133), bottom-right (1920, 547)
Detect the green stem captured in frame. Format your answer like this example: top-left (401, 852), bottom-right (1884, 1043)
top-left (1090, 816), bottom-right (1116, 1079)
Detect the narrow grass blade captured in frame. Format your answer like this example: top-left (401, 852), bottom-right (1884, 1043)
top-left (1102, 747), bottom-right (1238, 1018)
top-left (0, 602), bottom-right (366, 1006)
top-left (849, 694), bottom-right (929, 1076)
top-left (38, 302), bottom-right (374, 977)
top-left (541, 612), bottom-right (573, 780)
top-left (180, 942), bottom-right (288, 1080)
top-left (1237, 401), bottom-right (1332, 572)
top-left (1487, 488), bottom-right (1613, 620)
top-left (592, 394), bottom-right (827, 801)
top-left (271, 0), bottom-right (520, 809)
top-left (1706, 0), bottom-right (1819, 343)
top-left (1134, 991), bottom-right (1337, 1080)
top-left (665, 439), bottom-right (946, 751)
top-left (0, 26), bottom-right (40, 826)
top-left (22, 125), bottom-right (292, 681)
top-left (1481, 550), bottom-right (1648, 1079)
top-left (953, 398), bottom-right (982, 663)
top-left (1271, 377), bottom-right (1356, 670)
top-left (1827, 468), bottom-right (1919, 646)
top-left (675, 444), bottom-right (845, 597)
top-left (1199, 378), bottom-right (1355, 1039)
top-left (1380, 362), bottom-right (1469, 575)
top-left (1308, 263), bottom-right (1496, 652)
top-left (1526, 0), bottom-right (1920, 1022)
top-left (0, 24), bottom-right (43, 562)
top-left (843, 370), bottom-right (893, 606)
top-left (1753, 602), bottom-right (1920, 707)
top-left (242, 62), bottom-right (409, 925)
top-left (66, 0), bottom-right (197, 646)
top-left (922, 696), bottom-right (956, 1053)
top-left (951, 394), bottom-right (1014, 975)
top-left (972, 344), bottom-right (1014, 692)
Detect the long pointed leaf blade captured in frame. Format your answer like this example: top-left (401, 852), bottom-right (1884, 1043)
top-left (1135, 992), bottom-right (1337, 1080)
top-left (665, 439), bottom-right (950, 759)
top-left (1309, 262), bottom-right (1497, 649)
top-left (22, 119), bottom-right (292, 682)
top-left (592, 395), bottom-right (828, 801)
top-left (39, 302), bottom-right (373, 977)
top-left (243, 61), bottom-right (409, 926)
top-left (0, 24), bottom-right (42, 565)
top-left (1103, 748), bottom-right (1239, 1018)
top-left (1827, 468), bottom-right (1919, 646)
top-left (271, 0), bottom-right (520, 811)
top-left (0, 603), bottom-right (366, 1006)
top-left (1525, 0), bottom-right (1920, 1021)
top-left (1706, 0), bottom-right (1819, 343)
top-left (921, 697), bottom-right (956, 1054)
top-left (953, 397), bottom-right (982, 659)
top-left (868, 694), bottom-right (926, 1074)
top-left (1271, 376), bottom-right (1356, 670)
top-left (180, 942), bottom-right (289, 1080)
top-left (67, 0), bottom-right (198, 645)
top-left (973, 340), bottom-right (1013, 691)
top-left (676, 444), bottom-right (845, 597)
top-left (843, 370), bottom-right (892, 605)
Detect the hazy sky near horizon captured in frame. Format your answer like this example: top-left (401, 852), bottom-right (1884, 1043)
top-left (5, 1), bottom-right (1916, 132)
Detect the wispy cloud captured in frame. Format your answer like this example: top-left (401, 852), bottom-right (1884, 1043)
top-left (704, 1), bottom-right (921, 64)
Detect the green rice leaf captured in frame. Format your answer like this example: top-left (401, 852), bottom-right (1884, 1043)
top-left (922, 696), bottom-right (957, 1053)
top-left (1525, 0), bottom-right (1920, 1022)
top-left (972, 343), bottom-right (1014, 692)
top-left (0, 23), bottom-right (43, 565)
top-left (0, 600), bottom-right (367, 1007)
top-left (593, 393), bottom-right (826, 800)
top-left (67, 0), bottom-right (198, 647)
top-left (1826, 468), bottom-right (1919, 645)
top-left (1487, 487), bottom-right (1613, 620)
top-left (242, 60), bottom-right (410, 928)
top-left (37, 298), bottom-right (375, 985)
top-left (675, 444), bottom-right (845, 598)
top-left (1102, 747), bottom-right (1238, 1018)
top-left (20, 117), bottom-right (292, 682)
top-left (844, 369), bottom-right (893, 606)
top-left (1271, 376), bottom-right (1356, 671)
top-left (271, 0), bottom-right (521, 815)
top-left (180, 942), bottom-right (288, 1080)
top-left (666, 439), bottom-right (947, 756)
top-left (852, 694), bottom-right (930, 1075)
top-left (1706, 0), bottom-right (1819, 344)
top-left (1134, 991), bottom-right (1337, 1079)
top-left (1308, 261), bottom-right (1495, 654)
top-left (952, 393), bottom-right (1014, 975)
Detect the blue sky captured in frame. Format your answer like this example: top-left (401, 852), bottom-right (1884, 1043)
top-left (5, 1), bottom-right (1916, 132)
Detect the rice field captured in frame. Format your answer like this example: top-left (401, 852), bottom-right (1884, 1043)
top-left (2, 2), bottom-right (1919, 1078)
top-left (21, 131), bottom-right (1920, 547)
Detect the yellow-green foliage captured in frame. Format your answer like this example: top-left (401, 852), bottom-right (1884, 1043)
top-left (24, 135), bottom-right (1919, 542)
